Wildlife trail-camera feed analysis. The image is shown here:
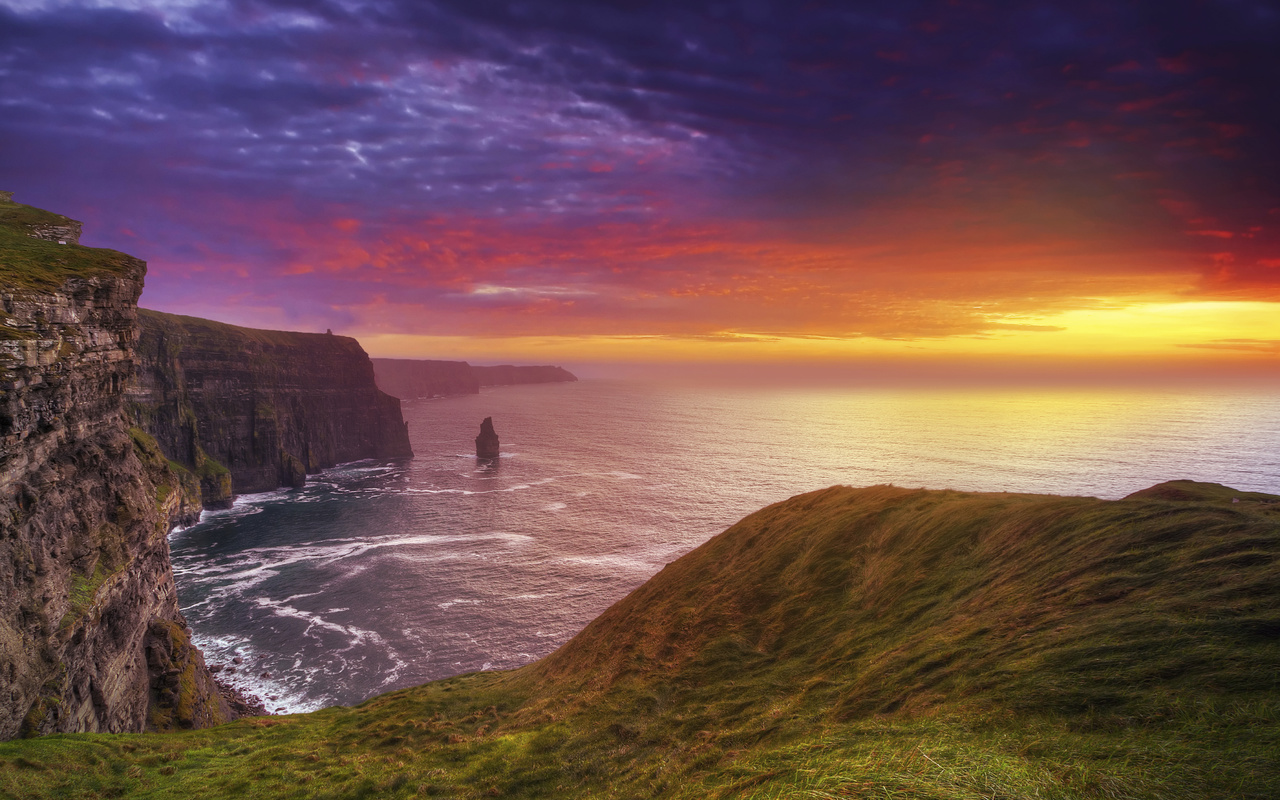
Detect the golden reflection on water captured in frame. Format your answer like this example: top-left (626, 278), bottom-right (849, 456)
top-left (645, 385), bottom-right (1279, 500)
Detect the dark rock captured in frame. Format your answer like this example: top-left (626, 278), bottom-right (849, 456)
top-left (214, 678), bottom-right (268, 718)
top-left (280, 451), bottom-right (307, 489)
top-left (476, 417), bottom-right (500, 459)
top-left (143, 620), bottom-right (231, 730)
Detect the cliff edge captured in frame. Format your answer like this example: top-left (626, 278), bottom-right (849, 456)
top-left (0, 194), bottom-right (228, 739)
top-left (131, 311), bottom-right (413, 505)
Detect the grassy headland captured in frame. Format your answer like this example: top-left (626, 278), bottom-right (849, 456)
top-left (2, 480), bottom-right (1277, 798)
top-left (0, 195), bottom-right (142, 296)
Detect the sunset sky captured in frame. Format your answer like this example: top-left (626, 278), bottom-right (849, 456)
top-left (2, 1), bottom-right (1278, 379)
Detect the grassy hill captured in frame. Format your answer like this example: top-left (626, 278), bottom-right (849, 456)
top-left (0, 194), bottom-right (142, 297)
top-left (3, 480), bottom-right (1278, 798)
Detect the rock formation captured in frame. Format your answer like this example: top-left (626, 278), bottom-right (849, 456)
top-left (475, 417), bottom-right (500, 458)
top-left (370, 358), bottom-right (577, 400)
top-left (0, 193), bottom-right (228, 739)
top-left (129, 310), bottom-right (413, 506)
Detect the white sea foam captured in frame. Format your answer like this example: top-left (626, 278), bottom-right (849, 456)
top-left (190, 634), bottom-right (329, 715)
top-left (438, 599), bottom-right (484, 610)
top-left (252, 597), bottom-right (384, 652)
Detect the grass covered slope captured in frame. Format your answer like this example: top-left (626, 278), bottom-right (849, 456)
top-left (0, 194), bottom-right (141, 296)
top-left (3, 482), bottom-right (1278, 798)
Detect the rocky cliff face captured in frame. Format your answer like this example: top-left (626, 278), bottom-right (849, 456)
top-left (131, 310), bottom-right (413, 503)
top-left (370, 358), bottom-right (577, 400)
top-left (0, 195), bottom-right (228, 739)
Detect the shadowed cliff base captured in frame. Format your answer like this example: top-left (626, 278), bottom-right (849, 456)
top-left (2, 480), bottom-right (1277, 797)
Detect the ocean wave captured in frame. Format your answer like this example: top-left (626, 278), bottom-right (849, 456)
top-left (190, 634), bottom-right (330, 716)
top-left (253, 597), bottom-right (388, 654)
top-left (183, 530), bottom-right (538, 590)
top-left (193, 597), bottom-right (411, 712)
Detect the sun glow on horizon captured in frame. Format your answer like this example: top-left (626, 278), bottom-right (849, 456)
top-left (357, 299), bottom-right (1280, 373)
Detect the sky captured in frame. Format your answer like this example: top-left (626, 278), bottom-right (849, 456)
top-left (2, 0), bottom-right (1279, 380)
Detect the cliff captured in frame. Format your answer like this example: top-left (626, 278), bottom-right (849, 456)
top-left (370, 358), bottom-right (479, 399)
top-left (370, 357), bottom-right (576, 400)
top-left (130, 311), bottom-right (413, 504)
top-left (472, 364), bottom-right (577, 387)
top-left (0, 194), bottom-right (228, 739)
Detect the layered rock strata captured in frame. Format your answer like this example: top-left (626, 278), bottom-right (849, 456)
top-left (0, 195), bottom-right (227, 739)
top-left (130, 310), bottom-right (413, 504)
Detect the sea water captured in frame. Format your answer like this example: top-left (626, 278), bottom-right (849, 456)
top-left (168, 380), bottom-right (1280, 712)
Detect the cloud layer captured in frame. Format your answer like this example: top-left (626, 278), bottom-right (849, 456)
top-left (2, 0), bottom-right (1277, 358)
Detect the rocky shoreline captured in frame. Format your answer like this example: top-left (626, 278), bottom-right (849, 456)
top-left (214, 678), bottom-right (269, 719)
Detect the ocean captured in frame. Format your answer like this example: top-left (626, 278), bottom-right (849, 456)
top-left (168, 380), bottom-right (1280, 713)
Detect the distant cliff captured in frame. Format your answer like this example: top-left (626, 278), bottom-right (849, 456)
top-left (370, 358), bottom-right (479, 399)
top-left (0, 194), bottom-right (228, 739)
top-left (472, 364), bottom-right (578, 387)
top-left (130, 311), bottom-right (413, 505)
top-left (371, 358), bottom-right (576, 400)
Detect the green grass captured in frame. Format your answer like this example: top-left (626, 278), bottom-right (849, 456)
top-left (0, 197), bottom-right (142, 296)
top-left (58, 563), bottom-right (117, 632)
top-left (2, 482), bottom-right (1278, 798)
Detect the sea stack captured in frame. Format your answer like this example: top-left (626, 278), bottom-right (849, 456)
top-left (476, 417), bottom-right (500, 458)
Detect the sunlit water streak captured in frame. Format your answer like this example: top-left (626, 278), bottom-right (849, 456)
top-left (169, 381), bottom-right (1280, 712)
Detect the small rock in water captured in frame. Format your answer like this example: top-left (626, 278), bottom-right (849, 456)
top-left (232, 656), bottom-right (243, 665)
top-left (261, 671), bottom-right (272, 679)
top-left (475, 416), bottom-right (500, 458)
